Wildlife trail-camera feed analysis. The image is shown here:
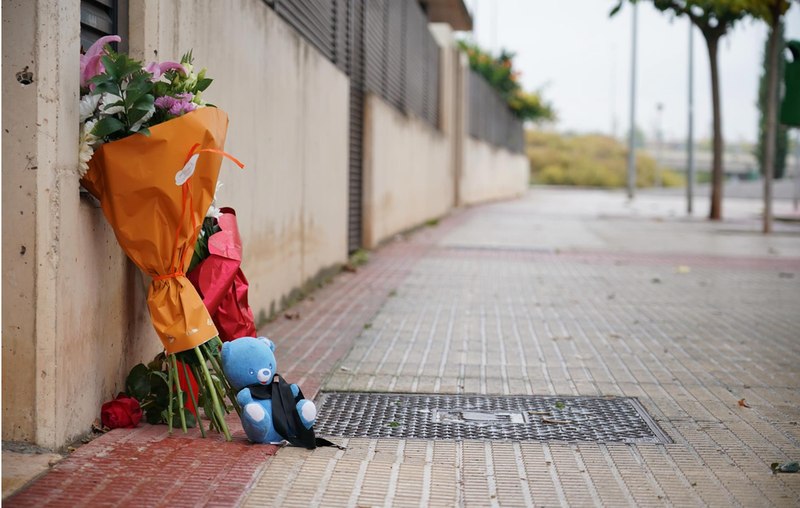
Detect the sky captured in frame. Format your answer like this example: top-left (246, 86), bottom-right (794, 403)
top-left (461, 0), bottom-right (800, 144)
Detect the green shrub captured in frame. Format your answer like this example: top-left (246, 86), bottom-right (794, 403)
top-left (527, 131), bottom-right (684, 188)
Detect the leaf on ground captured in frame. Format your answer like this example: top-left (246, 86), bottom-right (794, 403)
top-left (555, 402), bottom-right (565, 409)
top-left (542, 417), bottom-right (571, 424)
top-left (772, 461), bottom-right (799, 473)
top-left (676, 265), bottom-right (691, 274)
top-left (92, 418), bottom-right (109, 434)
top-left (651, 277), bottom-right (662, 284)
top-left (342, 264), bottom-right (357, 273)
top-left (284, 312), bottom-right (300, 320)
top-left (738, 398), bottom-right (750, 408)
top-left (389, 421), bottom-right (400, 428)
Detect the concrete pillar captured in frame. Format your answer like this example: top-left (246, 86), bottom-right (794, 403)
top-left (2, 0), bottom-right (158, 449)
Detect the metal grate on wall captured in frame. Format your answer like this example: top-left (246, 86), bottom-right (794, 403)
top-left (267, 0), bottom-right (350, 74)
top-left (468, 69), bottom-right (524, 153)
top-left (80, 0), bottom-right (128, 54)
top-left (363, 0), bottom-right (440, 128)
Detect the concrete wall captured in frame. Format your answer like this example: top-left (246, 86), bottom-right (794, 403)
top-left (459, 137), bottom-right (530, 205)
top-left (2, 0), bottom-right (348, 448)
top-left (362, 94), bottom-right (454, 248)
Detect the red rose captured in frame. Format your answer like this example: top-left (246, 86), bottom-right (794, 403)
top-left (101, 393), bottom-right (143, 429)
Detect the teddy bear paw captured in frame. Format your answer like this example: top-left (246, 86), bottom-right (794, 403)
top-left (296, 400), bottom-right (316, 429)
top-left (244, 402), bottom-right (267, 422)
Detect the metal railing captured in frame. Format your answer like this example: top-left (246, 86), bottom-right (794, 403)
top-left (266, 0), bottom-right (440, 129)
top-left (468, 70), bottom-right (524, 153)
top-left (363, 0), bottom-right (440, 128)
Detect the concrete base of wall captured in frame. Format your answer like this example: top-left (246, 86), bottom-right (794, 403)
top-left (459, 137), bottom-right (530, 206)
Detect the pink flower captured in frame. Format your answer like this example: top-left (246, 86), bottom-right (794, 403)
top-left (80, 35), bottom-right (121, 89)
top-left (144, 61), bottom-right (188, 81)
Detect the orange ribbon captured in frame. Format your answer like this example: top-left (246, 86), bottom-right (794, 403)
top-left (162, 143), bottom-right (244, 281)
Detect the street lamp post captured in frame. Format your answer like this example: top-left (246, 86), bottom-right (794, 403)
top-left (627, 2), bottom-right (638, 199)
top-left (687, 20), bottom-right (695, 215)
top-left (656, 103), bottom-right (664, 188)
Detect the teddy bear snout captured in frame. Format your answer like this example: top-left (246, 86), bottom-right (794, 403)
top-left (257, 368), bottom-right (272, 384)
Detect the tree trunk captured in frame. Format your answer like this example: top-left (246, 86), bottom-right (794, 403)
top-left (763, 9), bottom-right (782, 233)
top-left (706, 35), bottom-right (724, 220)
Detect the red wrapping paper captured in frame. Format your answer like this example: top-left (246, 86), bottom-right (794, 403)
top-left (187, 208), bottom-right (257, 342)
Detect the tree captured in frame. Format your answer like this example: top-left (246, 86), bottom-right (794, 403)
top-left (756, 21), bottom-right (788, 180)
top-left (748, 1), bottom-right (794, 233)
top-left (612, 1), bottom-right (747, 220)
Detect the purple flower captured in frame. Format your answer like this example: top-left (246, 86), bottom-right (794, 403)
top-left (154, 94), bottom-right (196, 116)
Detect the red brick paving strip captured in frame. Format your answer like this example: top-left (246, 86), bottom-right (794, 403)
top-left (5, 211), bottom-right (473, 508)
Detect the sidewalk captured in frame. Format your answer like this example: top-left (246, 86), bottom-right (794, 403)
top-left (7, 187), bottom-right (800, 507)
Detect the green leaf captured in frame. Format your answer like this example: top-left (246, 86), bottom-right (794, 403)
top-left (137, 128), bottom-right (151, 137)
top-left (132, 93), bottom-right (155, 111)
top-left (90, 81), bottom-right (119, 96)
top-left (91, 117), bottom-right (124, 138)
top-left (195, 78), bottom-right (213, 92)
top-left (126, 364), bottom-right (151, 401)
top-left (182, 409), bottom-right (197, 428)
top-left (147, 352), bottom-right (166, 371)
top-left (127, 105), bottom-right (153, 126)
top-left (149, 370), bottom-right (169, 387)
top-left (555, 402), bottom-right (565, 409)
top-left (124, 76), bottom-right (153, 106)
top-left (100, 54), bottom-right (120, 80)
top-left (146, 407), bottom-right (164, 425)
top-left (389, 421), bottom-right (400, 428)
top-left (609, 2), bottom-right (622, 17)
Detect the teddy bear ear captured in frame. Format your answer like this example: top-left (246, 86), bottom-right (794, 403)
top-left (258, 337), bottom-right (275, 352)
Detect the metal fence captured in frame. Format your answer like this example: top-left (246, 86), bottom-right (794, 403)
top-left (468, 70), bottom-right (524, 153)
top-left (363, 0), bottom-right (440, 128)
top-left (267, 0), bottom-right (350, 74)
top-left (266, 0), bottom-right (440, 129)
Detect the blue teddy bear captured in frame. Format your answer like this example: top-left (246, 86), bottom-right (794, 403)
top-left (220, 336), bottom-right (317, 444)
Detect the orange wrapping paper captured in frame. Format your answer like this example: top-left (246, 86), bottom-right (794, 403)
top-left (81, 108), bottom-right (230, 353)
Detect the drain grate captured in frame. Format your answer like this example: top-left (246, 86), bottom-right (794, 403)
top-left (315, 393), bottom-right (671, 444)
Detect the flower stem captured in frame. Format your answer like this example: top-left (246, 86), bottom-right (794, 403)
top-left (194, 346), bottom-right (231, 441)
top-left (171, 355), bottom-right (187, 434)
top-left (182, 361), bottom-right (206, 438)
top-left (205, 347), bottom-right (241, 417)
top-left (191, 364), bottom-right (215, 434)
top-left (166, 353), bottom-right (174, 435)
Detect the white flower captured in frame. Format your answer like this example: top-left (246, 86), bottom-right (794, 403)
top-left (100, 93), bottom-right (125, 116)
top-left (78, 119), bottom-right (101, 177)
top-left (205, 181), bottom-right (224, 218)
top-left (79, 94), bottom-right (101, 122)
top-left (206, 205), bottom-right (223, 219)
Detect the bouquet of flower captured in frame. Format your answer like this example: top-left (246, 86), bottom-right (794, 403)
top-left (79, 36), bottom-right (242, 440)
top-left (187, 206), bottom-right (257, 343)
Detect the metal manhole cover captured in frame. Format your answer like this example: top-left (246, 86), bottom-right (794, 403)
top-left (315, 393), bottom-right (671, 444)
